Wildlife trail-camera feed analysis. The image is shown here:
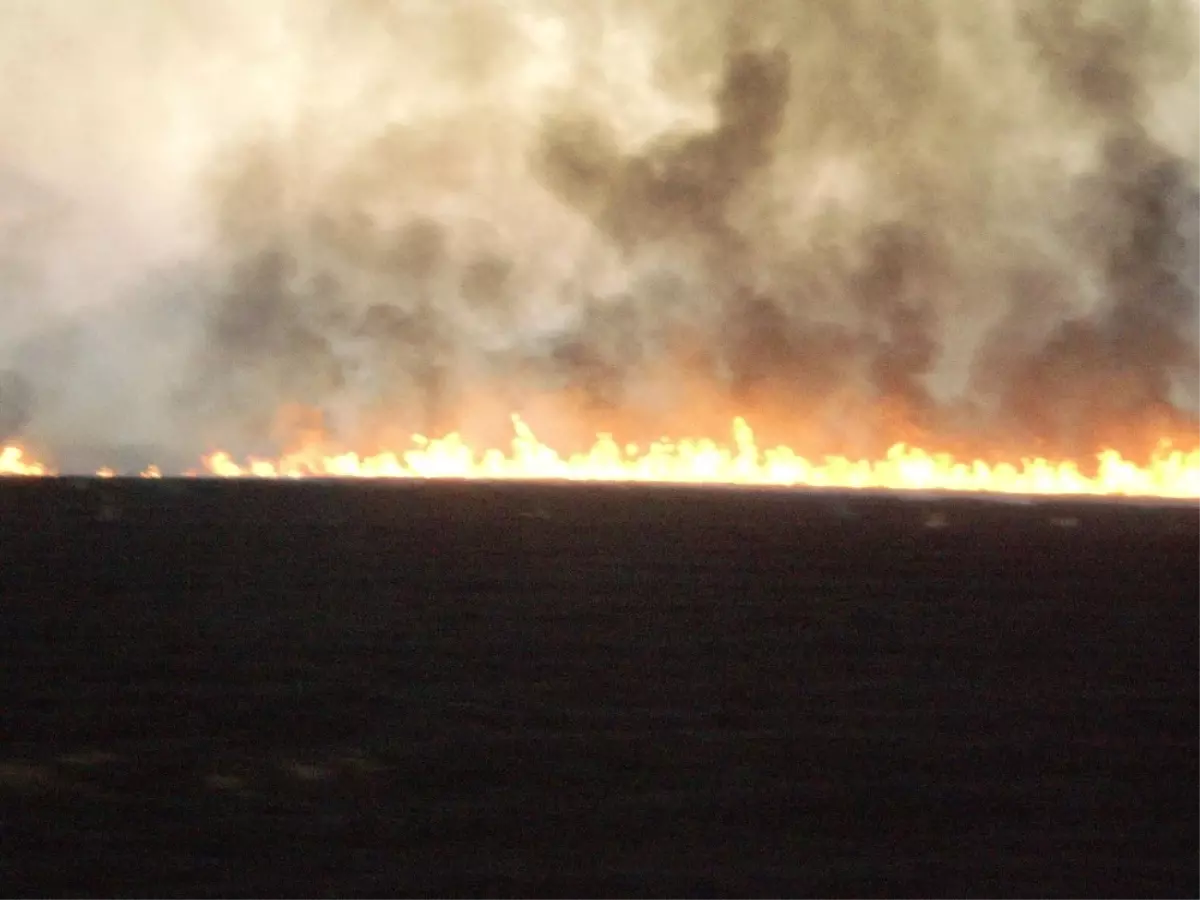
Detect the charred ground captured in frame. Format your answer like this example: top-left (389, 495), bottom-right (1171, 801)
top-left (0, 480), bottom-right (1195, 897)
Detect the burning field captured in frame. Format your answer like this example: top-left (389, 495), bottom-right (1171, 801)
top-left (0, 1), bottom-right (1198, 490)
top-left (3, 416), bottom-right (1200, 498)
top-left (0, 3), bottom-right (1198, 896)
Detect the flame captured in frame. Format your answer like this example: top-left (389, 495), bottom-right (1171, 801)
top-left (0, 446), bottom-right (49, 477)
top-left (200, 416), bottom-right (1200, 498)
top-left (4, 416), bottom-right (1199, 498)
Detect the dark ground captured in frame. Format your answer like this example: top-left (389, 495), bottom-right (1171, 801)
top-left (0, 478), bottom-right (1195, 898)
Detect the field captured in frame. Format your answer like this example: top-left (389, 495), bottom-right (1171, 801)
top-left (0, 478), bottom-right (1196, 897)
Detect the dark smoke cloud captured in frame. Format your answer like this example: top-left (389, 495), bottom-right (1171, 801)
top-left (1, 1), bottom-right (1197, 468)
top-left (980, 130), bottom-right (1200, 456)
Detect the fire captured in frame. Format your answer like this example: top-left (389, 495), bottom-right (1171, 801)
top-left (0, 446), bottom-right (49, 477)
top-left (204, 416), bottom-right (1199, 498)
top-left (4, 416), bottom-right (1199, 498)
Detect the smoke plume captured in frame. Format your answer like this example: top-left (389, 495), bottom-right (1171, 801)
top-left (0, 0), bottom-right (1197, 470)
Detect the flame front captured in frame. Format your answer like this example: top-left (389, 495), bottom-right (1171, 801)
top-left (4, 416), bottom-right (1199, 498)
top-left (0, 446), bottom-right (49, 477)
top-left (205, 416), bottom-right (1200, 498)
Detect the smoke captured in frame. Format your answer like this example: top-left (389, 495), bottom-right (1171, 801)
top-left (0, 0), bottom-right (1197, 469)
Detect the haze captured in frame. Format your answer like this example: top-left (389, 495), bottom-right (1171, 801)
top-left (0, 0), bottom-right (1196, 472)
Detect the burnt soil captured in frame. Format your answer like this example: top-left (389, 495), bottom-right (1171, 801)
top-left (0, 479), bottom-right (1196, 897)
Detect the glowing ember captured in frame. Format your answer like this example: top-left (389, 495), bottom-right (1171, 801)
top-left (4, 416), bottom-right (1199, 498)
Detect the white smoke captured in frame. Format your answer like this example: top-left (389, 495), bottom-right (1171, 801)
top-left (0, 0), bottom-right (1196, 469)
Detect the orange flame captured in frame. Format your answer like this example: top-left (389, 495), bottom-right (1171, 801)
top-left (0, 446), bottom-right (49, 477)
top-left (202, 416), bottom-right (1199, 498)
top-left (5, 416), bottom-right (1199, 498)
